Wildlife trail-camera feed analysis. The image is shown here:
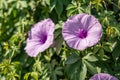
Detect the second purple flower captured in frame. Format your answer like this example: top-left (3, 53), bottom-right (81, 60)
top-left (24, 19), bottom-right (55, 57)
top-left (90, 73), bottom-right (118, 80)
top-left (62, 14), bottom-right (102, 50)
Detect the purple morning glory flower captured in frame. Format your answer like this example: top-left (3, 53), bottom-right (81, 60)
top-left (90, 73), bottom-right (118, 80)
top-left (24, 19), bottom-right (55, 57)
top-left (62, 14), bottom-right (102, 50)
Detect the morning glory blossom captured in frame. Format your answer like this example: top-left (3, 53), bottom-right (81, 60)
top-left (62, 14), bottom-right (102, 50)
top-left (90, 73), bottom-right (118, 80)
top-left (24, 18), bottom-right (55, 57)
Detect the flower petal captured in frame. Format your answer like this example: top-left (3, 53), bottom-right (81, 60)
top-left (62, 15), bottom-right (83, 36)
top-left (76, 38), bottom-right (88, 50)
top-left (87, 22), bottom-right (102, 47)
top-left (66, 38), bottom-right (88, 50)
top-left (24, 39), bottom-right (42, 57)
top-left (80, 14), bottom-right (98, 29)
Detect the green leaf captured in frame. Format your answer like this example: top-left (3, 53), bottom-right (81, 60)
top-left (112, 41), bottom-right (120, 60)
top-left (119, 0), bottom-right (120, 8)
top-left (61, 0), bottom-right (71, 5)
top-left (84, 60), bottom-right (97, 75)
top-left (31, 72), bottom-right (38, 80)
top-left (66, 61), bottom-right (81, 80)
top-left (54, 28), bottom-right (61, 39)
top-left (50, 0), bottom-right (57, 12)
top-left (98, 48), bottom-right (104, 58)
top-left (103, 45), bottom-right (112, 52)
top-left (19, 1), bottom-right (27, 8)
top-left (66, 4), bottom-right (77, 10)
top-left (55, 69), bottom-right (63, 75)
top-left (103, 42), bottom-right (112, 52)
top-left (66, 59), bottom-right (87, 80)
top-left (66, 4), bottom-right (77, 17)
top-left (93, 45), bottom-right (100, 53)
top-left (65, 53), bottom-right (80, 64)
top-left (24, 72), bottom-right (30, 80)
top-left (67, 8), bottom-right (77, 17)
top-left (79, 62), bottom-right (87, 80)
top-left (55, 0), bottom-right (63, 17)
top-left (92, 0), bottom-right (103, 11)
top-left (83, 53), bottom-right (98, 62)
top-left (51, 73), bottom-right (57, 80)
top-left (45, 0), bottom-right (50, 5)
top-left (54, 35), bottom-right (63, 54)
top-left (55, 67), bottom-right (63, 75)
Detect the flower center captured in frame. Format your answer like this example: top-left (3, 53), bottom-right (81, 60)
top-left (40, 34), bottom-right (47, 44)
top-left (77, 29), bottom-right (87, 39)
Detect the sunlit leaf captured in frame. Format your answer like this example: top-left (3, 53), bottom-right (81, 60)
top-left (83, 53), bottom-right (98, 62)
top-left (31, 72), bottom-right (38, 80)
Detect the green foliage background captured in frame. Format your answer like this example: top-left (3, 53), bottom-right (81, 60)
top-left (0, 0), bottom-right (120, 80)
